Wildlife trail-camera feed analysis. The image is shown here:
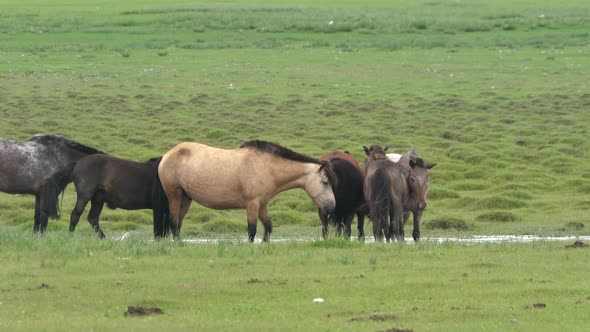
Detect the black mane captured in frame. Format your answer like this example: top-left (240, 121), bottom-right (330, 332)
top-left (240, 140), bottom-right (321, 164)
top-left (29, 134), bottom-right (105, 155)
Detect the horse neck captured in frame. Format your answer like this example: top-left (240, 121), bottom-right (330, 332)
top-left (272, 160), bottom-right (318, 194)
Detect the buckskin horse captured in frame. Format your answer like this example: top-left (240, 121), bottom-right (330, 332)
top-left (0, 134), bottom-right (103, 233)
top-left (68, 154), bottom-right (167, 238)
top-left (153, 140), bottom-right (336, 242)
top-left (318, 151), bottom-right (365, 240)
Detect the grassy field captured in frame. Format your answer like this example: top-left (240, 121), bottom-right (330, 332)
top-left (1, 0), bottom-right (589, 238)
top-left (1, 231), bottom-right (589, 331)
top-left (1, 0), bottom-right (590, 330)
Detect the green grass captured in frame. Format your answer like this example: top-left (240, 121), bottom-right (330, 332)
top-left (0, 229), bottom-right (589, 331)
top-left (0, 2), bottom-right (589, 328)
top-left (1, 0), bottom-right (589, 239)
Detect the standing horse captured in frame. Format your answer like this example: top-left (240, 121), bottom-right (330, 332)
top-left (69, 154), bottom-right (166, 238)
top-left (153, 140), bottom-right (337, 242)
top-left (318, 151), bottom-right (365, 240)
top-left (387, 151), bottom-right (436, 241)
top-left (362, 144), bottom-right (408, 242)
top-left (0, 134), bottom-right (103, 233)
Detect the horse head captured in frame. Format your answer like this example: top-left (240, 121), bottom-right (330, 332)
top-left (305, 160), bottom-right (337, 217)
top-left (362, 144), bottom-right (389, 171)
top-left (408, 158), bottom-right (437, 210)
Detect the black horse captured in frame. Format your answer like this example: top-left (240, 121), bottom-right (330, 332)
top-left (318, 151), bottom-right (365, 240)
top-left (69, 154), bottom-right (167, 238)
top-left (0, 134), bottom-right (103, 233)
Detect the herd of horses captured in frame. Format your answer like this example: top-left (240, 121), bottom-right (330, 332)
top-left (0, 134), bottom-right (435, 242)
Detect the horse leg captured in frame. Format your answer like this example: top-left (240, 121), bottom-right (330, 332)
top-left (87, 194), bottom-right (106, 239)
top-left (343, 214), bottom-right (354, 240)
top-left (246, 201), bottom-right (260, 242)
top-left (336, 220), bottom-right (343, 237)
top-left (402, 211), bottom-right (411, 240)
top-left (69, 193), bottom-right (91, 233)
top-left (33, 195), bottom-right (41, 233)
top-left (259, 204), bottom-right (272, 242)
top-left (170, 190), bottom-right (193, 238)
top-left (391, 200), bottom-right (403, 242)
top-left (412, 209), bottom-right (423, 242)
top-left (165, 189), bottom-right (184, 238)
top-left (38, 194), bottom-right (50, 233)
top-left (372, 216), bottom-right (383, 242)
top-left (318, 209), bottom-right (329, 240)
top-left (356, 211), bottom-right (365, 242)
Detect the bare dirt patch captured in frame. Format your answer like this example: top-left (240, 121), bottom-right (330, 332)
top-left (124, 306), bottom-right (164, 317)
top-left (566, 241), bottom-right (589, 248)
top-left (350, 313), bottom-right (397, 322)
top-left (523, 303), bottom-right (546, 309)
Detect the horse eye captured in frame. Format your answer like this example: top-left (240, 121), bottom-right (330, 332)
top-left (410, 176), bottom-right (416, 182)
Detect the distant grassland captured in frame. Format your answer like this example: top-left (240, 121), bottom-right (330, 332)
top-left (0, 0), bottom-right (589, 237)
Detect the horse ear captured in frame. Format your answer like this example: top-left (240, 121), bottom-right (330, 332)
top-left (344, 150), bottom-right (351, 155)
top-left (363, 146), bottom-right (370, 156)
top-left (384, 145), bottom-right (390, 152)
top-left (426, 163), bottom-right (437, 169)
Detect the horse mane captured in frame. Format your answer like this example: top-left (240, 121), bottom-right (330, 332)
top-left (240, 140), bottom-right (321, 165)
top-left (29, 134), bottom-right (105, 155)
top-left (404, 150), bottom-right (425, 168)
top-left (145, 156), bottom-right (162, 163)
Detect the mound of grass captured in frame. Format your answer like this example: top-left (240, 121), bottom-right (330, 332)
top-left (455, 196), bottom-right (527, 210)
top-left (562, 222), bottom-right (584, 230)
top-left (503, 190), bottom-right (534, 200)
top-left (424, 217), bottom-right (472, 231)
top-left (200, 219), bottom-right (243, 234)
top-left (272, 211), bottom-right (305, 225)
top-left (478, 196), bottom-right (527, 209)
top-left (450, 181), bottom-right (488, 191)
top-left (428, 187), bottom-right (460, 200)
top-left (576, 201), bottom-right (590, 210)
top-left (476, 211), bottom-right (521, 223)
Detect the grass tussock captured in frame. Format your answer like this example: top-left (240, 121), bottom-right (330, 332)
top-left (476, 211), bottom-right (521, 223)
top-left (424, 217), bottom-right (472, 231)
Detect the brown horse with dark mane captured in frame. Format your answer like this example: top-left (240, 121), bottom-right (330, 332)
top-left (153, 140), bottom-right (337, 242)
top-left (69, 154), bottom-right (166, 238)
top-left (389, 151), bottom-right (436, 241)
top-left (318, 151), bottom-right (365, 240)
top-left (362, 144), bottom-right (408, 242)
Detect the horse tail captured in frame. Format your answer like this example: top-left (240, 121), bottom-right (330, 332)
top-left (151, 158), bottom-right (170, 238)
top-left (41, 162), bottom-right (76, 219)
top-left (366, 168), bottom-right (392, 230)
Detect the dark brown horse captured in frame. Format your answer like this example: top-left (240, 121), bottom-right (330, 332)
top-left (318, 151), bottom-right (365, 240)
top-left (0, 134), bottom-right (103, 233)
top-left (362, 144), bottom-right (408, 242)
top-left (388, 151), bottom-right (436, 241)
top-left (153, 140), bottom-right (337, 242)
top-left (69, 154), bottom-right (165, 238)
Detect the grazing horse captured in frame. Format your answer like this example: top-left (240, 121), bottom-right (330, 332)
top-left (69, 154), bottom-right (166, 238)
top-left (362, 144), bottom-right (408, 242)
top-left (387, 151), bottom-right (436, 241)
top-left (318, 151), bottom-right (365, 240)
top-left (0, 134), bottom-right (103, 233)
top-left (153, 140), bottom-right (337, 242)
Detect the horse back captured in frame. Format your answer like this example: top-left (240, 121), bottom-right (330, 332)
top-left (159, 142), bottom-right (258, 208)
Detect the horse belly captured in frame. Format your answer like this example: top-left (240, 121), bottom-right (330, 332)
top-left (186, 183), bottom-right (247, 210)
